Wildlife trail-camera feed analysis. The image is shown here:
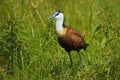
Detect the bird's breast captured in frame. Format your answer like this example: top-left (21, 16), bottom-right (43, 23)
top-left (57, 27), bottom-right (67, 37)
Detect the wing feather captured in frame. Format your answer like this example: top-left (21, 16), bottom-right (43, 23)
top-left (67, 27), bottom-right (85, 49)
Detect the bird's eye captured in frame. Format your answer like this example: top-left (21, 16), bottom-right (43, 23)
top-left (55, 12), bottom-right (60, 16)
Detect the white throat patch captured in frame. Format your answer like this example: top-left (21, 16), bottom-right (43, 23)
top-left (55, 13), bottom-right (64, 35)
top-left (56, 18), bottom-right (64, 34)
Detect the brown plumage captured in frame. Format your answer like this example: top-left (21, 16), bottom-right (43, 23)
top-left (49, 11), bottom-right (89, 68)
top-left (58, 27), bottom-right (88, 52)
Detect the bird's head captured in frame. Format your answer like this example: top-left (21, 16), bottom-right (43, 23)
top-left (49, 11), bottom-right (64, 20)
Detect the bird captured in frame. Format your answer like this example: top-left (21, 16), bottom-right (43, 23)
top-left (49, 11), bottom-right (89, 69)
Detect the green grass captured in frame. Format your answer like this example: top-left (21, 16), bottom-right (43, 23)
top-left (0, 0), bottom-right (120, 80)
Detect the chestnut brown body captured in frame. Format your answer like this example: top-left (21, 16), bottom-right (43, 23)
top-left (58, 26), bottom-right (88, 53)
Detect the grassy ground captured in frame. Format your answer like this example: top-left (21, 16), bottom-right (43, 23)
top-left (0, 0), bottom-right (120, 80)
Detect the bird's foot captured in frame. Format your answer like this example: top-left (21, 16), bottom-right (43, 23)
top-left (69, 63), bottom-right (73, 68)
top-left (78, 63), bottom-right (83, 71)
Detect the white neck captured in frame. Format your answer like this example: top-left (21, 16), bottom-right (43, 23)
top-left (56, 18), bottom-right (64, 34)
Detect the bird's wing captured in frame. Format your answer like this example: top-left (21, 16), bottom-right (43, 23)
top-left (68, 28), bottom-right (85, 48)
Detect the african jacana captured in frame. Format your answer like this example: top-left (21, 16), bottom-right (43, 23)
top-left (49, 11), bottom-right (89, 68)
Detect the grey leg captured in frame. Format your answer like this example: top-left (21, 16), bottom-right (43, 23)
top-left (68, 52), bottom-right (73, 68)
top-left (78, 52), bottom-right (82, 70)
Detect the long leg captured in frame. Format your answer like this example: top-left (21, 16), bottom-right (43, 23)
top-left (68, 52), bottom-right (73, 68)
top-left (78, 52), bottom-right (82, 70)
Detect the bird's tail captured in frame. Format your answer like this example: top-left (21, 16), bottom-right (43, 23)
top-left (84, 43), bottom-right (89, 50)
top-left (86, 44), bottom-right (89, 47)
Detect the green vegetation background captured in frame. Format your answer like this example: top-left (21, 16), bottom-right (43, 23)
top-left (0, 0), bottom-right (120, 80)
